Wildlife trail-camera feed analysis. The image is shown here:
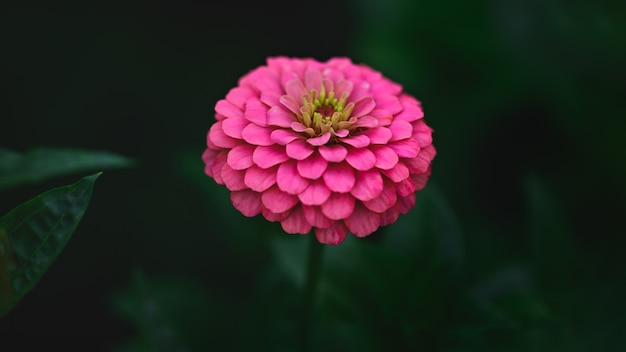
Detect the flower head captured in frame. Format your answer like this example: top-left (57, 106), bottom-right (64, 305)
top-left (202, 57), bottom-right (436, 245)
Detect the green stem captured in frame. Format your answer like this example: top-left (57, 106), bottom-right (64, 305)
top-left (299, 233), bottom-right (324, 352)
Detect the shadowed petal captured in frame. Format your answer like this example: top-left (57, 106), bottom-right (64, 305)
top-left (244, 165), bottom-right (277, 192)
top-left (276, 160), bottom-right (310, 194)
top-left (363, 181), bottom-right (397, 213)
top-left (345, 204), bottom-right (381, 237)
top-left (261, 186), bottom-right (299, 213)
top-left (380, 203), bottom-right (401, 226)
top-left (230, 189), bottom-right (262, 217)
top-left (221, 163), bottom-right (247, 191)
top-left (315, 222), bottom-right (348, 245)
top-left (380, 162), bottom-right (409, 182)
top-left (395, 177), bottom-right (417, 197)
top-left (261, 205), bottom-right (290, 222)
top-left (302, 205), bottom-right (333, 229)
top-left (412, 120), bottom-right (434, 147)
top-left (279, 95), bottom-right (301, 115)
top-left (202, 149), bottom-right (219, 177)
top-left (280, 205), bottom-right (312, 234)
top-left (411, 168), bottom-right (432, 191)
top-left (210, 151), bottom-right (228, 184)
top-left (321, 192), bottom-right (355, 220)
top-left (399, 193), bottom-right (416, 214)
top-left (253, 145), bottom-right (289, 168)
top-left (285, 79), bottom-right (308, 100)
top-left (297, 153), bottom-right (328, 179)
top-left (298, 179), bottom-right (332, 206)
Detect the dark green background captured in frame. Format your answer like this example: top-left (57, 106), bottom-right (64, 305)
top-left (1, 0), bottom-right (625, 351)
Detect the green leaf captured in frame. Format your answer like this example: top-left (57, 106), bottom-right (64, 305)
top-left (0, 147), bottom-right (134, 190)
top-left (0, 172), bottom-right (100, 317)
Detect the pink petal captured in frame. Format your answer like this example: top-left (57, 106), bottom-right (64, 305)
top-left (334, 79), bottom-right (353, 99)
top-left (399, 193), bottom-right (416, 214)
top-left (276, 160), bottom-right (310, 194)
top-left (351, 97), bottom-right (376, 117)
top-left (380, 203), bottom-right (401, 226)
top-left (323, 163), bottom-right (355, 193)
top-left (373, 94), bottom-right (402, 114)
top-left (285, 79), bottom-right (308, 100)
top-left (307, 132), bottom-right (331, 146)
top-left (210, 151), bottom-right (228, 184)
top-left (302, 205), bottom-right (333, 229)
top-left (227, 144), bottom-right (255, 170)
top-left (352, 116), bottom-right (379, 128)
top-left (261, 205), bottom-right (290, 222)
top-left (261, 186), bottom-right (299, 213)
top-left (380, 162), bottom-right (409, 183)
top-left (318, 144), bottom-right (348, 162)
top-left (209, 121), bottom-right (239, 148)
top-left (350, 169), bottom-right (383, 201)
top-left (402, 153), bottom-right (431, 174)
top-left (412, 120), bottom-right (434, 147)
top-left (345, 147), bottom-right (376, 171)
top-left (230, 189), bottom-right (262, 217)
top-left (304, 69), bottom-right (323, 90)
top-left (362, 127), bottom-right (392, 144)
top-left (388, 119), bottom-right (413, 141)
top-left (297, 153), bottom-right (328, 179)
top-left (271, 129), bottom-right (302, 145)
top-left (286, 139), bottom-right (315, 160)
top-left (221, 163), bottom-right (247, 191)
top-left (280, 205), bottom-right (312, 234)
top-left (345, 203), bottom-right (381, 237)
top-left (202, 149), bottom-right (219, 177)
top-left (298, 179), bottom-right (332, 206)
top-left (222, 116), bottom-right (249, 139)
top-left (253, 145), bottom-right (289, 168)
top-left (341, 134), bottom-right (370, 148)
top-left (411, 168), bottom-right (432, 191)
top-left (389, 138), bottom-right (420, 158)
top-left (244, 99), bottom-right (268, 126)
top-left (395, 177), bottom-right (417, 197)
top-left (242, 124), bottom-right (273, 146)
top-left (314, 222), bottom-right (349, 245)
top-left (371, 145), bottom-right (399, 170)
top-left (267, 106), bottom-right (295, 127)
top-left (226, 87), bottom-right (255, 109)
top-left (321, 192), bottom-right (355, 220)
top-left (215, 99), bottom-right (244, 120)
top-left (363, 181), bottom-right (397, 213)
top-left (279, 95), bottom-right (301, 115)
top-left (244, 165), bottom-right (277, 192)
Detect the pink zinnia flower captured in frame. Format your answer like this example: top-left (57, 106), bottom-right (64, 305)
top-left (202, 57), bottom-right (436, 245)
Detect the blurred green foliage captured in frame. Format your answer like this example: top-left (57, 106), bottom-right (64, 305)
top-left (1, 0), bottom-right (625, 351)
